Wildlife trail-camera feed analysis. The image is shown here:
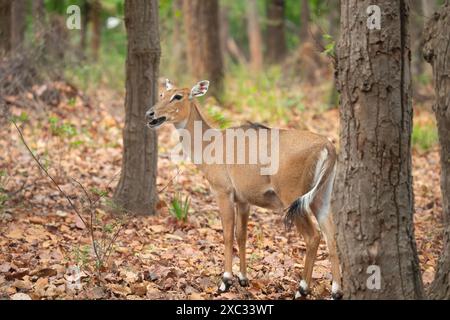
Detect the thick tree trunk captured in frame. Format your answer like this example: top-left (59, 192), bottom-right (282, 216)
top-left (333, 0), bottom-right (424, 299)
top-left (246, 0), bottom-right (263, 72)
top-left (91, 0), bottom-right (101, 61)
top-left (266, 0), bottom-right (286, 63)
top-left (182, 0), bottom-right (224, 99)
top-left (299, 0), bottom-right (310, 43)
top-left (0, 0), bottom-right (12, 54)
top-left (11, 0), bottom-right (26, 49)
top-left (114, 0), bottom-right (160, 215)
top-left (422, 0), bottom-right (437, 18)
top-left (423, 1), bottom-right (450, 300)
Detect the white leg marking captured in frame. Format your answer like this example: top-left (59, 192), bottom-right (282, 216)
top-left (223, 272), bottom-right (232, 280)
top-left (300, 280), bottom-right (308, 292)
top-left (219, 282), bottom-right (227, 292)
top-left (332, 281), bottom-right (340, 294)
top-left (237, 272), bottom-right (247, 281)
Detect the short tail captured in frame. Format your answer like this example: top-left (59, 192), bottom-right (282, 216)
top-left (284, 145), bottom-right (336, 229)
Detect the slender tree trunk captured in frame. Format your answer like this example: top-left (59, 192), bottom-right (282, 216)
top-left (220, 6), bottom-right (246, 65)
top-left (11, 0), bottom-right (26, 50)
top-left (80, 0), bottom-right (90, 56)
top-left (423, 1), bottom-right (450, 300)
top-left (171, 0), bottom-right (185, 75)
top-left (411, 0), bottom-right (425, 78)
top-left (91, 0), bottom-right (101, 61)
top-left (299, 0), bottom-right (310, 43)
top-left (182, 0), bottom-right (224, 98)
top-left (246, 0), bottom-right (263, 71)
top-left (333, 0), bottom-right (424, 299)
top-left (266, 0), bottom-right (286, 63)
top-left (114, 0), bottom-right (160, 215)
top-left (219, 5), bottom-right (229, 63)
top-left (32, 0), bottom-right (45, 36)
top-left (0, 0), bottom-right (12, 54)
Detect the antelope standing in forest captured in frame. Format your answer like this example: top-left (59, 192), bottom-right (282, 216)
top-left (146, 80), bottom-right (342, 299)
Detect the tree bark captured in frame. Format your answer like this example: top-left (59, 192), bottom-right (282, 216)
top-left (266, 0), bottom-right (286, 63)
top-left (80, 0), bottom-right (90, 56)
top-left (171, 0), bottom-right (185, 75)
top-left (11, 0), bottom-right (26, 49)
top-left (91, 0), bottom-right (101, 61)
top-left (32, 0), bottom-right (45, 36)
top-left (333, 0), bottom-right (424, 299)
top-left (299, 0), bottom-right (310, 43)
top-left (423, 1), bottom-right (450, 300)
top-left (114, 0), bottom-right (160, 215)
top-left (411, 0), bottom-right (425, 78)
top-left (246, 0), bottom-right (263, 72)
top-left (182, 0), bottom-right (224, 99)
top-left (422, 0), bottom-right (437, 18)
top-left (0, 0), bottom-right (12, 54)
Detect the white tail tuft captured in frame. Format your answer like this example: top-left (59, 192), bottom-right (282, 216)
top-left (285, 148), bottom-right (330, 228)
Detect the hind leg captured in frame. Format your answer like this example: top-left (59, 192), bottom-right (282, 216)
top-left (294, 214), bottom-right (321, 298)
top-left (317, 212), bottom-right (343, 299)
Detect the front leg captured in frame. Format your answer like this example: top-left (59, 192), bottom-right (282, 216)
top-left (236, 202), bottom-right (250, 287)
top-left (216, 192), bottom-right (236, 293)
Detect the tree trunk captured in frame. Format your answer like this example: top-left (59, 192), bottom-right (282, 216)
top-left (422, 0), bottom-right (437, 18)
top-left (299, 0), bottom-right (310, 43)
top-left (171, 0), bottom-right (185, 75)
top-left (32, 0), bottom-right (45, 36)
top-left (423, 1), bottom-right (450, 300)
top-left (91, 0), bottom-right (101, 61)
top-left (11, 0), bottom-right (26, 50)
top-left (333, 0), bottom-right (424, 299)
top-left (182, 0), bottom-right (224, 99)
top-left (0, 0), bottom-right (12, 54)
top-left (80, 0), bottom-right (90, 56)
top-left (266, 0), bottom-right (286, 63)
top-left (246, 0), bottom-right (263, 71)
top-left (114, 0), bottom-right (160, 215)
top-left (411, 0), bottom-right (425, 78)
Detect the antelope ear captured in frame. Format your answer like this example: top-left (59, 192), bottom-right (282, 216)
top-left (189, 80), bottom-right (210, 99)
top-left (165, 79), bottom-right (174, 91)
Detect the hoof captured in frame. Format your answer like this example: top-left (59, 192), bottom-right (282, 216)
top-left (331, 290), bottom-right (343, 300)
top-left (218, 277), bottom-right (233, 293)
top-left (238, 277), bottom-right (249, 287)
top-left (294, 280), bottom-right (310, 299)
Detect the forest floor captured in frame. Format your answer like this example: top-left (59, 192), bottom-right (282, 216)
top-left (0, 80), bottom-right (443, 300)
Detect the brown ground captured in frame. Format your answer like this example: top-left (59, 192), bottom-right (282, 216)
top-left (0, 82), bottom-right (443, 300)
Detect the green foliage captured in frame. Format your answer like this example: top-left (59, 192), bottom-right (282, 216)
top-left (0, 170), bottom-right (9, 212)
top-left (322, 34), bottom-right (336, 57)
top-left (90, 187), bottom-right (109, 198)
top-left (169, 192), bottom-right (191, 222)
top-left (206, 105), bottom-right (231, 129)
top-left (223, 65), bottom-right (304, 124)
top-left (49, 116), bottom-right (78, 138)
top-left (11, 112), bottom-right (29, 124)
top-left (412, 123), bottom-right (438, 152)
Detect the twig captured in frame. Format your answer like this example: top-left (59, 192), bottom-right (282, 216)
top-left (158, 168), bottom-right (182, 193)
top-left (13, 120), bottom-right (88, 227)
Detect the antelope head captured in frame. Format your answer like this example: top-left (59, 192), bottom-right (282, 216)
top-left (146, 79), bottom-right (209, 129)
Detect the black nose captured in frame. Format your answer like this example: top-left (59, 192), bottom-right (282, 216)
top-left (146, 109), bottom-right (155, 119)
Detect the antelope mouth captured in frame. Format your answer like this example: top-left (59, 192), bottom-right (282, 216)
top-left (147, 116), bottom-right (167, 128)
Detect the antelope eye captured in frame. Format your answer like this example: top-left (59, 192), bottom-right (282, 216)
top-left (170, 94), bottom-right (183, 102)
